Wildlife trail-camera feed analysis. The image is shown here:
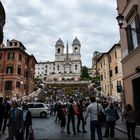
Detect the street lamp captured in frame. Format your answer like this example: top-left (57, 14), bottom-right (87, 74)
top-left (21, 81), bottom-right (24, 96)
top-left (116, 13), bottom-right (124, 29)
top-left (116, 13), bottom-right (140, 33)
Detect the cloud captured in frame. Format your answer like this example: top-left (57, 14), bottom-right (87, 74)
top-left (1, 0), bottom-right (119, 67)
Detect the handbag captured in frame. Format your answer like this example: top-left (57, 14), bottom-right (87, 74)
top-left (28, 127), bottom-right (35, 140)
top-left (97, 104), bottom-right (106, 122)
top-left (115, 109), bottom-right (120, 121)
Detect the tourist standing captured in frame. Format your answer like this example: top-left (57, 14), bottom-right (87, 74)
top-left (21, 104), bottom-right (32, 140)
top-left (104, 102), bottom-right (117, 138)
top-left (124, 104), bottom-right (136, 140)
top-left (59, 104), bottom-right (66, 132)
top-left (0, 97), bottom-right (5, 136)
top-left (84, 96), bottom-right (104, 140)
top-left (2, 98), bottom-right (11, 134)
top-left (67, 99), bottom-right (76, 135)
top-left (8, 98), bottom-right (22, 140)
top-left (77, 100), bottom-right (87, 133)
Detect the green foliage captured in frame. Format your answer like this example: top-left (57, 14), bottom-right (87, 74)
top-left (37, 95), bottom-right (47, 102)
top-left (80, 66), bottom-right (91, 80)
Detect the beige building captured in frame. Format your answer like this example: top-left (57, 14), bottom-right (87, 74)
top-left (92, 52), bottom-right (102, 77)
top-left (97, 53), bottom-right (110, 96)
top-left (96, 43), bottom-right (123, 99)
top-left (116, 0), bottom-right (140, 121)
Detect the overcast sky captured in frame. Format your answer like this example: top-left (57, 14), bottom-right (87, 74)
top-left (1, 0), bottom-right (119, 67)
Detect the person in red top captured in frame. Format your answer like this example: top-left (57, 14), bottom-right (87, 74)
top-left (77, 100), bottom-right (87, 133)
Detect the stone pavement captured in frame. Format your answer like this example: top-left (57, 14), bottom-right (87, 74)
top-left (0, 116), bottom-right (140, 140)
top-left (115, 119), bottom-right (140, 140)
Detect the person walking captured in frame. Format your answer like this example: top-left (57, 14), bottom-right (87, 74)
top-left (0, 97), bottom-right (5, 136)
top-left (124, 104), bottom-right (136, 140)
top-left (67, 99), bottom-right (76, 135)
top-left (8, 98), bottom-right (22, 140)
top-left (21, 104), bottom-right (32, 140)
top-left (84, 96), bottom-right (104, 140)
top-left (59, 104), bottom-right (66, 132)
top-left (104, 102), bottom-right (117, 138)
top-left (77, 100), bottom-right (87, 133)
top-left (2, 98), bottom-right (11, 134)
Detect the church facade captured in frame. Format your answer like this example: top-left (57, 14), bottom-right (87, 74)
top-left (35, 37), bottom-right (82, 81)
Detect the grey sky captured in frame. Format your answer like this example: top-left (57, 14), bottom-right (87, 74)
top-left (1, 0), bottom-right (119, 67)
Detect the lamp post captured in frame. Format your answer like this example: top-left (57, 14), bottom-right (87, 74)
top-left (21, 81), bottom-right (24, 97)
top-left (116, 13), bottom-right (140, 34)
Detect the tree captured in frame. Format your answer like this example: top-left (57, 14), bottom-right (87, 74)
top-left (80, 66), bottom-right (91, 80)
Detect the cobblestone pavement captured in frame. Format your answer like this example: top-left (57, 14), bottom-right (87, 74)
top-left (0, 116), bottom-right (129, 140)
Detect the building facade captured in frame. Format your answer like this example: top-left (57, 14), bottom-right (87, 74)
top-left (0, 39), bottom-right (37, 98)
top-left (35, 37), bottom-right (82, 81)
top-left (0, 1), bottom-right (6, 44)
top-left (116, 0), bottom-right (140, 119)
top-left (92, 52), bottom-right (102, 77)
top-left (96, 43), bottom-right (123, 99)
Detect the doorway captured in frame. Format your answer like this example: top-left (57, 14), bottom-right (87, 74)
top-left (132, 76), bottom-right (140, 124)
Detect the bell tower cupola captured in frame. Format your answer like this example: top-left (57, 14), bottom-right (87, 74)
top-left (55, 38), bottom-right (64, 55)
top-left (72, 37), bottom-right (81, 54)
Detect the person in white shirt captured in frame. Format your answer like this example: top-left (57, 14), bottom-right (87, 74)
top-left (84, 96), bottom-right (104, 140)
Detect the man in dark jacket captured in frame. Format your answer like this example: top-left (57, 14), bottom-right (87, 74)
top-left (0, 97), bottom-right (5, 135)
top-left (8, 98), bottom-right (22, 140)
top-left (67, 99), bottom-right (76, 135)
top-left (21, 104), bottom-right (32, 140)
top-left (2, 98), bottom-right (11, 134)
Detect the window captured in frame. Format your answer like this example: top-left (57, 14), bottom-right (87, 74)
top-left (16, 81), bottom-right (20, 88)
top-left (115, 66), bottom-right (118, 74)
top-left (75, 47), bottom-right (78, 52)
top-left (27, 104), bottom-right (35, 108)
top-left (110, 70), bottom-right (112, 77)
top-left (100, 74), bottom-right (103, 81)
top-left (35, 104), bottom-right (44, 108)
top-left (126, 15), bottom-right (140, 53)
top-left (100, 62), bottom-right (102, 68)
top-left (6, 66), bottom-right (13, 74)
top-left (0, 53), bottom-right (2, 59)
top-left (57, 48), bottom-right (60, 54)
top-left (24, 71), bottom-right (28, 78)
top-left (5, 81), bottom-right (12, 91)
top-left (18, 54), bottom-right (22, 61)
top-left (115, 51), bottom-right (117, 58)
top-left (109, 56), bottom-right (112, 63)
top-left (17, 67), bottom-right (21, 75)
top-left (8, 52), bottom-right (14, 60)
top-left (75, 64), bottom-right (77, 70)
top-left (57, 65), bottom-right (60, 71)
top-left (14, 42), bottom-right (17, 46)
top-left (25, 58), bottom-right (28, 65)
top-left (104, 72), bottom-right (106, 79)
top-left (9, 42), bottom-right (13, 46)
